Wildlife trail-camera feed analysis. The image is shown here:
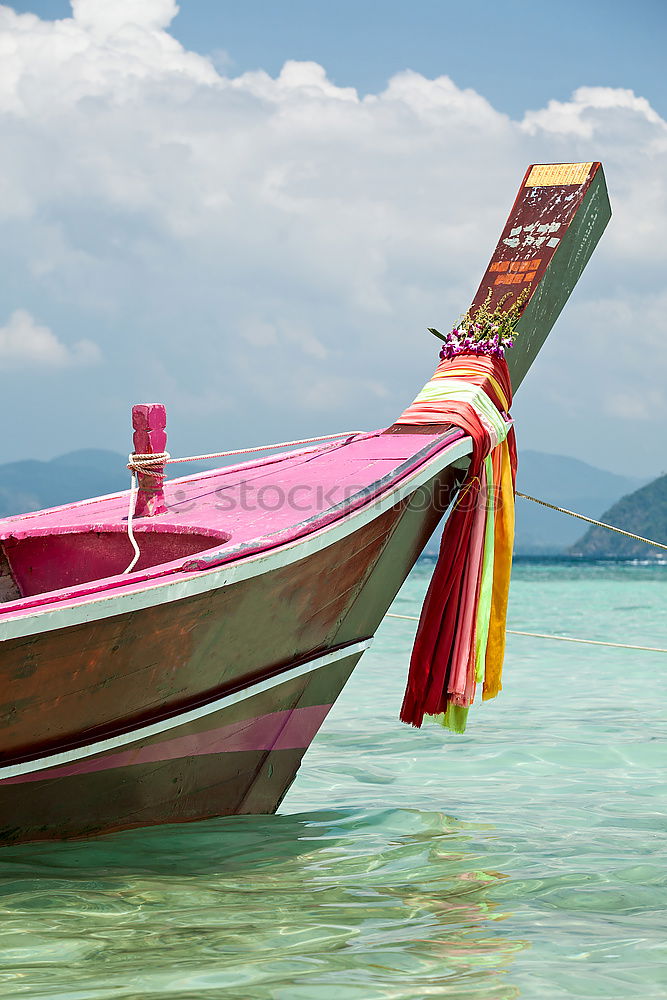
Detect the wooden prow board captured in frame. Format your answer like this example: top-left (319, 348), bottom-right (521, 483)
top-left (469, 161), bottom-right (611, 390)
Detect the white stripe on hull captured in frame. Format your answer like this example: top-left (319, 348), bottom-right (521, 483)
top-left (0, 638), bottom-right (373, 782)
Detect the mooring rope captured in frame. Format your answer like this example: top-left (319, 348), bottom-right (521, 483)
top-left (385, 613), bottom-right (667, 653)
top-left (516, 492), bottom-right (667, 552)
top-left (126, 431), bottom-right (363, 479)
top-left (123, 431), bottom-right (363, 574)
top-left (124, 440), bottom-right (667, 582)
top-left (124, 469), bottom-right (142, 573)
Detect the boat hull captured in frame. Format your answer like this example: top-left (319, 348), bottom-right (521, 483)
top-left (0, 161), bottom-right (613, 843)
top-left (0, 645), bottom-right (366, 843)
top-left (0, 461), bottom-right (460, 842)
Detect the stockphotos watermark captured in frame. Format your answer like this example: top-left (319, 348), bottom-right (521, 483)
top-left (167, 480), bottom-right (504, 514)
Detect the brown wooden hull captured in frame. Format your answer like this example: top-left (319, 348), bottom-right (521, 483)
top-left (0, 646), bottom-right (365, 843)
top-left (0, 162), bottom-right (613, 843)
top-left (0, 464), bottom-right (459, 843)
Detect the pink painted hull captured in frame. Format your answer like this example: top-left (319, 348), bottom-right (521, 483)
top-left (0, 646), bottom-right (364, 841)
top-left (0, 430), bottom-right (466, 843)
top-left (0, 161), bottom-right (610, 842)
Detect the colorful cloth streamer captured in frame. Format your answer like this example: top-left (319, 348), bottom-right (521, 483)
top-left (398, 353), bottom-right (517, 731)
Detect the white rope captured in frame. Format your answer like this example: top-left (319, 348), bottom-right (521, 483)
top-left (516, 491), bottom-right (667, 552)
top-left (123, 467), bottom-right (141, 574)
top-left (384, 613), bottom-right (667, 653)
top-left (165, 432), bottom-right (362, 464)
top-left (504, 629), bottom-right (667, 653)
top-left (127, 432), bottom-right (362, 474)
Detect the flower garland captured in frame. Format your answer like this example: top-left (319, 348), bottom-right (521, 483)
top-left (429, 288), bottom-right (529, 361)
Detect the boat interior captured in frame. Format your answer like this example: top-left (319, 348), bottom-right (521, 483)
top-left (0, 429), bottom-right (465, 613)
top-left (0, 526), bottom-right (231, 601)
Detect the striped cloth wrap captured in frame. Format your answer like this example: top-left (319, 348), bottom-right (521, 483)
top-left (398, 354), bottom-right (517, 733)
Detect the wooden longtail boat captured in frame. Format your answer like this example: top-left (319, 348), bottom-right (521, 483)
top-left (0, 163), bottom-right (610, 843)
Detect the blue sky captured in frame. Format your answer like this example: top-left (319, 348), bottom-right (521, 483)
top-left (1, 0), bottom-right (666, 475)
top-left (10, 0), bottom-right (667, 120)
top-left (178, 0), bottom-right (667, 119)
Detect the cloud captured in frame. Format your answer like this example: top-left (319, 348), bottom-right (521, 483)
top-left (0, 3), bottom-right (665, 474)
top-left (0, 308), bottom-right (101, 369)
top-left (71, 0), bottom-right (179, 34)
top-left (522, 86), bottom-right (664, 138)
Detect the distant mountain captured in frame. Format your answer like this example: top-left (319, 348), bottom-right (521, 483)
top-left (423, 450), bottom-right (647, 556)
top-left (513, 451), bottom-right (647, 555)
top-left (0, 450), bottom-right (128, 518)
top-left (570, 475), bottom-right (667, 559)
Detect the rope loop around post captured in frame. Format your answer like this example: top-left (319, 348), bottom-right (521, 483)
top-left (127, 452), bottom-right (171, 480)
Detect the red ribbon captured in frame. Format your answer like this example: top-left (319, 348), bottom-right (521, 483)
top-left (398, 354), bottom-right (516, 727)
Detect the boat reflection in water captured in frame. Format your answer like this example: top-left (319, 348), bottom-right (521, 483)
top-left (0, 807), bottom-right (526, 999)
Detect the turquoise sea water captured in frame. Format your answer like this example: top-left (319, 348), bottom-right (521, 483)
top-left (0, 559), bottom-right (666, 999)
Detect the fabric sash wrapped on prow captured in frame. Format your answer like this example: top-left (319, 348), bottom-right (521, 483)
top-left (396, 161), bottom-right (612, 732)
top-left (397, 354), bottom-right (517, 732)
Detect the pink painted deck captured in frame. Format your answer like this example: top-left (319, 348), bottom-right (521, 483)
top-left (0, 428), bottom-right (463, 621)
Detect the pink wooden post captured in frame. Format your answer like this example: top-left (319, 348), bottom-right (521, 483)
top-left (132, 403), bottom-right (168, 517)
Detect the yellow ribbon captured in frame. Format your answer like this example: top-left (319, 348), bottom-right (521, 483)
top-left (483, 436), bottom-right (515, 700)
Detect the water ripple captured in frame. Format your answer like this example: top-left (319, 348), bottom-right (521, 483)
top-left (0, 561), bottom-right (665, 998)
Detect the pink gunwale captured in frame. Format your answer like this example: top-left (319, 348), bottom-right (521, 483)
top-left (0, 428), bottom-right (464, 623)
